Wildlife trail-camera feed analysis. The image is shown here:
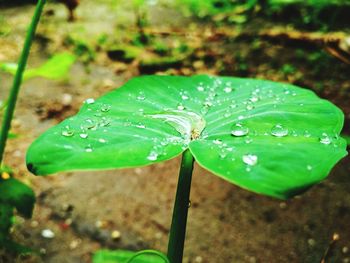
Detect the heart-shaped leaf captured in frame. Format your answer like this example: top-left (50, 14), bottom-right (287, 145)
top-left (93, 249), bottom-right (169, 263)
top-left (26, 75), bottom-right (347, 199)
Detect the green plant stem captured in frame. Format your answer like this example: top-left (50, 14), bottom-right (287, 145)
top-left (167, 149), bottom-right (195, 263)
top-left (0, 0), bottom-right (46, 165)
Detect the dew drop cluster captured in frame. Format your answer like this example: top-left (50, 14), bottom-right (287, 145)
top-left (61, 100), bottom-right (113, 152)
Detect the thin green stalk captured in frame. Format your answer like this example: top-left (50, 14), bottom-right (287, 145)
top-left (167, 149), bottom-right (195, 263)
top-left (0, 0), bottom-right (46, 165)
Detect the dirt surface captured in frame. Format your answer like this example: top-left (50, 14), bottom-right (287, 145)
top-left (1, 1), bottom-right (350, 263)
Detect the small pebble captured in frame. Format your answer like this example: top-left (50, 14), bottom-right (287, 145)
top-left (61, 93), bottom-right (72, 106)
top-left (343, 247), bottom-right (349, 254)
top-left (307, 238), bottom-right (316, 246)
top-left (65, 218), bottom-right (73, 226)
top-left (195, 256), bottom-right (203, 263)
top-left (102, 79), bottom-right (114, 89)
top-left (193, 60), bottom-right (204, 69)
top-left (134, 168), bottom-right (143, 175)
top-left (279, 202), bottom-right (287, 209)
top-left (12, 119), bottom-right (21, 128)
top-left (343, 258), bottom-right (350, 263)
top-left (111, 230), bottom-right (121, 240)
top-left (41, 229), bottom-right (55, 239)
top-left (30, 220), bottom-right (39, 228)
top-left (69, 239), bottom-right (81, 250)
top-left (95, 220), bottom-right (107, 229)
top-left (13, 150), bottom-right (22, 157)
top-left (333, 233), bottom-right (340, 240)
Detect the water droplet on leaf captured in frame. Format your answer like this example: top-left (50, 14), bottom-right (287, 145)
top-left (177, 104), bottom-right (185, 111)
top-left (85, 145), bottom-right (93, 152)
top-left (147, 151), bottom-right (158, 161)
top-left (224, 111), bottom-right (231, 118)
top-left (83, 118), bottom-right (97, 129)
top-left (136, 123), bottom-right (146, 129)
top-left (197, 85), bottom-right (204, 92)
top-left (249, 96), bottom-right (259, 102)
top-left (99, 117), bottom-right (111, 127)
top-left (101, 103), bottom-right (111, 112)
top-left (219, 150), bottom-right (227, 159)
top-left (137, 92), bottom-right (145, 101)
top-left (85, 98), bottom-right (95, 104)
top-left (213, 139), bottom-right (223, 145)
top-left (231, 123), bottom-right (249, 137)
top-left (242, 154), bottom-right (258, 166)
top-left (61, 126), bottom-right (75, 137)
top-left (246, 103), bottom-right (254, 111)
top-left (271, 124), bottom-right (288, 137)
top-left (79, 130), bottom-right (88, 139)
top-left (224, 87), bottom-right (232, 93)
top-left (203, 101), bottom-right (213, 107)
top-left (245, 137), bottom-right (253, 144)
top-left (319, 133), bottom-right (332, 145)
top-left (304, 130), bottom-right (311, 138)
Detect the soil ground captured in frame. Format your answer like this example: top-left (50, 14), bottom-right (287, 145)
top-left (0, 1), bottom-right (350, 262)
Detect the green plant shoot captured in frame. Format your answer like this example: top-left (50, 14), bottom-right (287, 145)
top-left (26, 75), bottom-right (347, 262)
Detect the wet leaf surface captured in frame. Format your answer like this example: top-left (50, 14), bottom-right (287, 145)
top-left (27, 75), bottom-right (347, 199)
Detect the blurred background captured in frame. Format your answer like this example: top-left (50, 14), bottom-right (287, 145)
top-left (0, 0), bottom-right (350, 262)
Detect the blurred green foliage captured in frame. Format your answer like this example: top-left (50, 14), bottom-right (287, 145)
top-left (0, 52), bottom-right (76, 81)
top-left (0, 52), bottom-right (74, 253)
top-left (177, 0), bottom-right (257, 18)
top-left (0, 176), bottom-right (35, 253)
top-left (93, 250), bottom-right (169, 263)
top-left (176, 0), bottom-right (350, 29)
top-left (63, 36), bottom-right (96, 64)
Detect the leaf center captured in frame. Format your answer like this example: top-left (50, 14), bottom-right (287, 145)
top-left (147, 110), bottom-right (206, 141)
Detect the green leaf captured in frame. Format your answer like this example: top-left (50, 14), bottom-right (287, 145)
top-left (0, 52), bottom-right (76, 81)
top-left (0, 178), bottom-right (35, 218)
top-left (343, 135), bottom-right (350, 145)
top-left (0, 165), bottom-right (13, 174)
top-left (0, 202), bottom-right (13, 244)
top-left (93, 250), bottom-right (134, 263)
top-left (0, 179), bottom-right (35, 253)
top-left (1, 238), bottom-right (33, 255)
top-left (26, 75), bottom-right (347, 199)
top-left (8, 132), bottom-right (19, 139)
top-left (93, 250), bottom-right (169, 263)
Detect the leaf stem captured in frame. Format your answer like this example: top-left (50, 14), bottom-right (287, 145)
top-left (0, 0), bottom-right (46, 165)
top-left (167, 149), bottom-right (195, 263)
